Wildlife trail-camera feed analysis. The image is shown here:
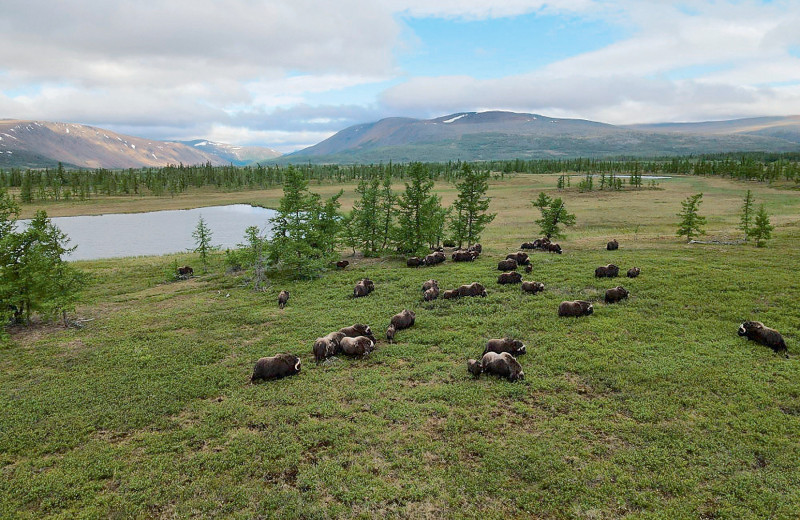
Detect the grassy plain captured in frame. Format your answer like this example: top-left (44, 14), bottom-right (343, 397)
top-left (2, 174), bottom-right (800, 518)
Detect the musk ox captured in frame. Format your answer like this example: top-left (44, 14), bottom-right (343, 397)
top-left (177, 265), bottom-right (194, 277)
top-left (340, 336), bottom-right (375, 356)
top-left (467, 352), bottom-right (524, 382)
top-left (738, 321), bottom-right (788, 357)
top-left (336, 260), bottom-right (349, 269)
top-left (423, 286), bottom-right (440, 301)
top-left (546, 243), bottom-right (562, 254)
top-left (353, 278), bottom-right (375, 298)
top-left (387, 309), bottom-right (416, 341)
top-left (421, 279), bottom-right (439, 292)
top-left (407, 257), bottom-right (422, 267)
top-left (484, 338), bottom-right (526, 356)
top-left (277, 290), bottom-right (290, 309)
top-left (442, 289), bottom-right (459, 299)
top-left (497, 271), bottom-right (523, 284)
top-left (313, 331), bottom-right (345, 362)
top-left (607, 239), bottom-right (619, 251)
top-left (506, 252), bottom-right (530, 265)
top-left (251, 353), bottom-right (301, 382)
top-left (604, 286), bottom-right (630, 304)
top-left (627, 267), bottom-right (641, 278)
top-left (457, 282), bottom-right (487, 297)
top-left (524, 264), bottom-right (533, 274)
top-left (452, 250), bottom-right (476, 262)
top-left (468, 244), bottom-right (482, 254)
top-left (520, 242), bottom-right (536, 250)
top-left (497, 259), bottom-right (518, 271)
top-left (595, 264), bottom-right (620, 278)
top-left (558, 300), bottom-right (594, 317)
top-left (339, 323), bottom-right (376, 342)
top-left (424, 251), bottom-right (446, 266)
top-left (521, 281), bottom-right (545, 294)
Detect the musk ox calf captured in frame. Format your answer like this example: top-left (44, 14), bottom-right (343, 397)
top-left (497, 259), bottom-right (518, 271)
top-left (546, 243), bottom-right (562, 254)
top-left (339, 323), bottom-right (376, 342)
top-left (521, 281), bottom-right (545, 294)
top-left (484, 338), bottom-right (526, 356)
top-left (595, 264), bottom-right (620, 278)
top-left (457, 282), bottom-right (487, 297)
top-left (387, 309), bottom-right (416, 341)
top-left (497, 271), bottom-right (523, 284)
top-left (627, 267), bottom-right (641, 278)
top-left (738, 321), bottom-right (788, 357)
top-left (313, 331), bottom-right (345, 363)
top-left (452, 250), bottom-right (476, 262)
top-left (278, 290), bottom-right (290, 309)
top-left (340, 336), bottom-right (376, 356)
top-left (424, 286), bottom-right (440, 301)
top-left (558, 300), bottom-right (594, 317)
top-left (604, 286), bottom-right (629, 304)
top-left (407, 257), bottom-right (422, 267)
top-left (177, 265), bottom-right (194, 277)
top-left (607, 239), bottom-right (619, 251)
top-left (421, 279), bottom-right (439, 292)
top-left (251, 353), bottom-right (301, 382)
top-left (467, 352), bottom-right (524, 382)
top-left (336, 260), bottom-right (349, 269)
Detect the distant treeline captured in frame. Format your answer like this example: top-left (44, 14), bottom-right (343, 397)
top-left (1, 152), bottom-right (799, 203)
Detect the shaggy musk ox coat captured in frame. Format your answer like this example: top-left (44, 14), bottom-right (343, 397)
top-left (604, 286), bottom-right (629, 304)
top-left (452, 250), bottom-right (477, 262)
top-left (442, 289), bottom-right (459, 299)
top-left (387, 309), bottom-right (416, 341)
top-left (497, 259), bottom-right (518, 271)
top-left (421, 279), bottom-right (439, 292)
top-left (424, 251), bottom-right (446, 266)
top-left (607, 239), bottom-right (619, 250)
top-left (177, 265), bottom-right (194, 277)
top-left (457, 282), bottom-right (487, 297)
top-left (251, 353), bottom-right (301, 382)
top-left (546, 243), bottom-right (562, 254)
top-left (558, 300), bottom-right (594, 317)
top-left (313, 331), bottom-right (345, 362)
top-left (595, 264), bottom-right (620, 278)
top-left (277, 290), bottom-right (289, 309)
top-left (484, 338), bottom-right (526, 356)
top-left (407, 257), bottom-right (422, 267)
top-left (627, 267), bottom-right (641, 278)
top-left (521, 281), bottom-right (545, 294)
top-left (340, 336), bottom-right (375, 356)
top-left (520, 242), bottom-right (536, 250)
top-left (423, 286), bottom-right (440, 301)
top-left (498, 271), bottom-right (523, 284)
top-left (506, 252), bottom-right (530, 265)
top-left (353, 278), bottom-right (375, 298)
top-left (339, 323), bottom-right (376, 342)
top-left (738, 321), bottom-right (788, 357)
top-left (467, 352), bottom-right (524, 382)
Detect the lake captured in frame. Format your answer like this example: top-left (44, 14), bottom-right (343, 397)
top-left (17, 204), bottom-right (277, 261)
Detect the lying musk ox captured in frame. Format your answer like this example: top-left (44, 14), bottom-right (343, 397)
top-left (595, 264), bottom-right (620, 278)
top-left (467, 352), bottom-right (524, 382)
top-left (484, 338), bottom-right (526, 356)
top-left (452, 250), bottom-right (477, 262)
top-left (604, 286), bottom-right (629, 304)
top-left (340, 336), bottom-right (375, 356)
top-left (424, 251), bottom-right (446, 266)
top-left (521, 281), bottom-right (545, 294)
top-left (278, 290), bottom-right (289, 309)
top-left (313, 331), bottom-right (345, 362)
top-left (520, 242), bottom-right (536, 250)
top-left (457, 282), bottom-right (487, 297)
top-left (339, 323), bottom-right (376, 342)
top-left (497, 259), bottom-right (518, 271)
top-left (423, 286), bottom-right (440, 301)
top-left (442, 289), bottom-right (459, 299)
top-left (497, 271), bottom-right (523, 284)
top-left (177, 265), bottom-right (194, 277)
top-left (421, 279), bottom-right (439, 292)
top-left (336, 260), bottom-right (349, 269)
top-left (251, 353), bottom-right (301, 382)
top-left (627, 267), bottom-right (641, 278)
top-left (558, 300), bottom-right (594, 317)
top-left (353, 278), bottom-right (375, 298)
top-left (468, 244), bottom-right (482, 254)
top-left (506, 252), bottom-right (530, 265)
top-left (407, 257), bottom-right (422, 267)
top-left (738, 321), bottom-right (788, 357)
top-left (607, 239), bottom-right (619, 251)
top-left (387, 309), bottom-right (416, 341)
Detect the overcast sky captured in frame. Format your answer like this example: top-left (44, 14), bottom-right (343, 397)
top-left (1, 0), bottom-right (799, 152)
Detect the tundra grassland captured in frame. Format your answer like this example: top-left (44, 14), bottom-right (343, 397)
top-left (2, 174), bottom-right (800, 519)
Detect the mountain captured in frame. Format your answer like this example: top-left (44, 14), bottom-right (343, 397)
top-left (0, 120), bottom-right (280, 169)
top-left (177, 139), bottom-right (281, 166)
top-left (282, 111), bottom-right (800, 163)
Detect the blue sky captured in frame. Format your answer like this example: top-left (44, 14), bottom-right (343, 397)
top-left (1, 0), bottom-right (799, 152)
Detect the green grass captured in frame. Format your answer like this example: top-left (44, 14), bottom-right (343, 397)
top-left (1, 175), bottom-right (800, 518)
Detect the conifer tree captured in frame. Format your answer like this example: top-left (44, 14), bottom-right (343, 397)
top-left (748, 204), bottom-right (774, 247)
top-left (192, 216), bottom-right (216, 273)
top-left (532, 193), bottom-right (575, 238)
top-left (739, 190), bottom-right (754, 239)
top-left (449, 164), bottom-right (495, 247)
top-left (395, 163), bottom-right (442, 255)
top-left (676, 193), bottom-right (707, 242)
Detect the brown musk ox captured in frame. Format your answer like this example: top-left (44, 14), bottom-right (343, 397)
top-left (339, 323), bottom-right (376, 343)
top-left (421, 279), bottom-right (439, 292)
top-left (506, 252), bottom-right (530, 265)
top-left (604, 286), bottom-right (630, 304)
top-left (627, 267), bottom-right (641, 278)
top-left (738, 321), bottom-right (788, 357)
top-left (336, 260), bottom-right (350, 269)
top-left (457, 282), bottom-right (487, 297)
top-left (442, 289), bottom-right (459, 299)
top-left (251, 353), bottom-right (301, 382)
top-left (546, 243), bottom-right (562, 254)
top-left (520, 242), bottom-right (536, 250)
top-left (467, 359), bottom-right (484, 377)
top-left (423, 286), bottom-right (440, 302)
top-left (468, 244), bottom-right (482, 254)
top-left (484, 338), bottom-right (527, 356)
top-left (353, 278), bottom-right (375, 298)
top-left (497, 271), bottom-right (523, 284)
top-left (177, 265), bottom-right (194, 277)
top-left (524, 264), bottom-right (533, 273)
top-left (595, 264), bottom-right (620, 278)
top-left (521, 281), bottom-right (545, 294)
top-left (467, 352), bottom-right (524, 382)
top-left (452, 250), bottom-right (476, 262)
top-left (558, 300), bottom-right (594, 317)
top-left (407, 257), bottom-right (422, 267)
top-left (340, 336), bottom-right (376, 356)
top-left (423, 251), bottom-right (446, 266)
top-left (497, 258), bottom-right (518, 271)
top-left (313, 331), bottom-right (345, 363)
top-left (387, 309), bottom-right (416, 341)
top-left (607, 239), bottom-right (619, 250)
top-left (277, 290), bottom-right (290, 309)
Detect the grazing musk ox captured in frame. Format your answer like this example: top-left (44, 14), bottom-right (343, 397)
top-left (738, 321), bottom-right (788, 357)
top-left (604, 286), bottom-right (629, 304)
top-left (521, 281), bottom-right (545, 294)
top-left (558, 300), bottom-right (594, 317)
top-left (607, 239), bottom-right (619, 251)
top-left (387, 309), bottom-right (416, 341)
top-left (627, 267), bottom-right (641, 278)
top-left (595, 264), bottom-right (620, 278)
top-left (497, 271), bottom-right (523, 284)
top-left (177, 265), bottom-right (194, 277)
top-left (497, 259), bottom-right (518, 271)
top-left (340, 336), bottom-right (375, 356)
top-left (251, 353), bottom-right (301, 382)
top-left (313, 331), bottom-right (345, 363)
top-left (484, 338), bottom-right (526, 356)
top-left (339, 324), bottom-right (376, 342)
top-left (467, 352), bottom-right (524, 382)
top-left (506, 252), bottom-right (530, 265)
top-left (546, 243), bottom-right (562, 254)
top-left (278, 290), bottom-right (290, 309)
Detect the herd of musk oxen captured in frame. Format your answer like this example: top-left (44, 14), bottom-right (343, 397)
top-left (245, 238), bottom-right (789, 383)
